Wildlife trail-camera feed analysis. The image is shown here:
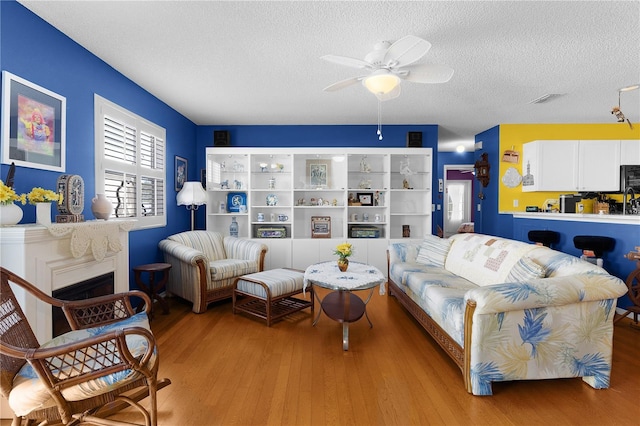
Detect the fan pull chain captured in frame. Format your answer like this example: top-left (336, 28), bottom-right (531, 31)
top-left (377, 99), bottom-right (383, 140)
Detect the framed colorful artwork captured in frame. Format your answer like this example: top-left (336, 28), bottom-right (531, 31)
top-left (175, 156), bottom-right (187, 191)
top-left (1, 71), bottom-right (66, 172)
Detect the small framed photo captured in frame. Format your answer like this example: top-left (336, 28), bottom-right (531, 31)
top-left (357, 192), bottom-right (373, 206)
top-left (175, 156), bottom-right (187, 191)
top-left (200, 168), bottom-right (207, 189)
top-left (311, 216), bottom-right (331, 238)
top-left (1, 71), bottom-right (66, 172)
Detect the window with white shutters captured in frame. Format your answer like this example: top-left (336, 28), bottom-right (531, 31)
top-left (94, 95), bottom-right (166, 229)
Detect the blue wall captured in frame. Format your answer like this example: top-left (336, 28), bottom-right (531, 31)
top-left (1, 1), bottom-right (198, 278)
top-left (194, 125), bottom-right (440, 231)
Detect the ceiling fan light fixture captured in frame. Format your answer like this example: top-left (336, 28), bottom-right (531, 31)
top-left (363, 70), bottom-right (400, 95)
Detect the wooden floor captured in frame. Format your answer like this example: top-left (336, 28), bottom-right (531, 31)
top-left (8, 287), bottom-right (640, 425)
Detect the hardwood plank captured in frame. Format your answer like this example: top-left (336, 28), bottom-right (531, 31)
top-left (5, 290), bottom-right (637, 426)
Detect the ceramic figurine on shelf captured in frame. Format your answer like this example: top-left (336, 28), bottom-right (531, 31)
top-left (360, 156), bottom-right (371, 173)
top-left (220, 180), bottom-right (229, 189)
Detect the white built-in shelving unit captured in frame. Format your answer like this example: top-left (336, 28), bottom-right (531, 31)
top-left (205, 147), bottom-right (432, 273)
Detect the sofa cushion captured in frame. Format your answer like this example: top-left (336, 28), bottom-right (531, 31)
top-left (444, 234), bottom-right (536, 287)
top-left (209, 259), bottom-right (258, 281)
top-left (169, 231), bottom-right (226, 261)
top-left (505, 256), bottom-right (546, 282)
top-left (527, 246), bottom-right (609, 277)
top-left (416, 235), bottom-right (453, 267)
top-left (389, 262), bottom-right (435, 286)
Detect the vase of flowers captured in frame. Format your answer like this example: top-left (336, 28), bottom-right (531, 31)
top-left (0, 180), bottom-right (26, 226)
top-left (27, 187), bottom-right (62, 226)
top-left (334, 242), bottom-right (353, 272)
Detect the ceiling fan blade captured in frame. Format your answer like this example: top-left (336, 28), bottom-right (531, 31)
top-left (375, 84), bottom-right (401, 101)
top-left (323, 77), bottom-right (363, 92)
top-left (384, 35), bottom-right (431, 68)
top-left (321, 54), bottom-right (370, 69)
top-left (401, 64), bottom-right (454, 83)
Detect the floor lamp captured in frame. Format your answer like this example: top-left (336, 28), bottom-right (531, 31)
top-left (177, 182), bottom-right (207, 231)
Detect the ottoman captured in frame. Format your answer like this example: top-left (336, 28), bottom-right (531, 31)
top-left (232, 268), bottom-right (313, 326)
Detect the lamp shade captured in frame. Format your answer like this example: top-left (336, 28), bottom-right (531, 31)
top-left (177, 182), bottom-right (207, 206)
top-left (363, 70), bottom-right (400, 95)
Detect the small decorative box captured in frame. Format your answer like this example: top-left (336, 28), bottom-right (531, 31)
top-left (257, 227), bottom-right (287, 238)
top-left (349, 225), bottom-right (380, 238)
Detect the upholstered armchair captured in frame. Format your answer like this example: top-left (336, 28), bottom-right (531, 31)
top-left (158, 231), bottom-right (267, 313)
top-left (0, 267), bottom-right (170, 426)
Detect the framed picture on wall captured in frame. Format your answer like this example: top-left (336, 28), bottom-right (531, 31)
top-left (175, 156), bottom-right (187, 191)
top-left (1, 71), bottom-right (66, 172)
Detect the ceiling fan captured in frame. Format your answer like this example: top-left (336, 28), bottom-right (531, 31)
top-left (321, 35), bottom-right (454, 101)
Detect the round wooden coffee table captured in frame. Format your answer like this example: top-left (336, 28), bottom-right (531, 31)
top-left (304, 261), bottom-right (385, 350)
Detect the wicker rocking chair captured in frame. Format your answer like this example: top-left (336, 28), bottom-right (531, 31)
top-left (0, 267), bottom-right (171, 426)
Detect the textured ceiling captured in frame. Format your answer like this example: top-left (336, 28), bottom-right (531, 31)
top-left (17, 0), bottom-right (640, 151)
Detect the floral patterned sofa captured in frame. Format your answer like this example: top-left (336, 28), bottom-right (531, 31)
top-left (387, 233), bottom-right (627, 395)
top-left (159, 231), bottom-right (267, 313)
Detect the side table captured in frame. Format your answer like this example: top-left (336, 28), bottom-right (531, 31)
top-left (133, 262), bottom-right (172, 320)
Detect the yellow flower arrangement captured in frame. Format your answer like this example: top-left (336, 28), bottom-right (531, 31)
top-left (0, 180), bottom-right (26, 205)
top-left (26, 187), bottom-right (62, 205)
top-left (333, 242), bottom-right (353, 260)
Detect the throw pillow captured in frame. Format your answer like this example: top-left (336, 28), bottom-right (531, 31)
top-left (505, 256), bottom-right (546, 282)
top-left (416, 235), bottom-right (453, 267)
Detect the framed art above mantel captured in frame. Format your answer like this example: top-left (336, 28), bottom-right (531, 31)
top-left (1, 71), bottom-right (66, 172)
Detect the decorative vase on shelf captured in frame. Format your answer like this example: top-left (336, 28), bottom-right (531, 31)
top-left (337, 258), bottom-right (349, 272)
top-left (0, 203), bottom-right (23, 226)
top-left (91, 194), bottom-right (113, 220)
top-left (229, 216), bottom-right (238, 237)
top-left (35, 202), bottom-right (52, 226)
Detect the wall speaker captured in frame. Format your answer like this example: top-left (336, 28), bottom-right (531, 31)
top-left (213, 130), bottom-right (230, 147)
top-left (407, 131), bottom-right (423, 148)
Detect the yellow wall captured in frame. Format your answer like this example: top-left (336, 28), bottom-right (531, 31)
top-left (498, 123), bottom-right (640, 212)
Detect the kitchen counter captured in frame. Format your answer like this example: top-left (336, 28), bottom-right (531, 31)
top-left (507, 211), bottom-right (640, 225)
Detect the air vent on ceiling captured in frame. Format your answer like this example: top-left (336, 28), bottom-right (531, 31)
top-left (529, 93), bottom-right (564, 104)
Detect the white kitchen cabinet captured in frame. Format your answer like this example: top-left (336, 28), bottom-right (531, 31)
top-left (621, 139), bottom-right (640, 165)
top-left (522, 140), bottom-right (578, 192)
top-left (522, 139), bottom-right (621, 192)
top-left (205, 147), bottom-right (433, 273)
top-left (578, 140), bottom-right (620, 191)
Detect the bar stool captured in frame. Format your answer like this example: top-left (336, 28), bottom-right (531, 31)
top-left (133, 262), bottom-right (172, 320)
top-left (573, 236), bottom-right (616, 268)
top-left (528, 230), bottom-right (560, 248)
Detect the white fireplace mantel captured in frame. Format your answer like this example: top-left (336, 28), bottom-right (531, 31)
top-left (0, 219), bottom-right (135, 342)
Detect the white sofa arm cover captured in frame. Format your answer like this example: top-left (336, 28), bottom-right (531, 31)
top-left (465, 273), bottom-right (628, 315)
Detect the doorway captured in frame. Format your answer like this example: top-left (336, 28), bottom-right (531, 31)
top-left (443, 165), bottom-right (474, 237)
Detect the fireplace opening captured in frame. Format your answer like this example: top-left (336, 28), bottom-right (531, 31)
top-left (51, 272), bottom-right (115, 337)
